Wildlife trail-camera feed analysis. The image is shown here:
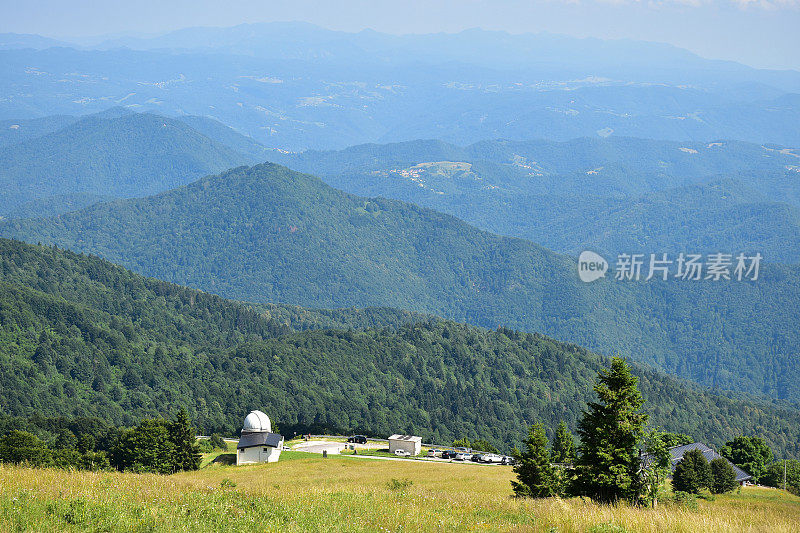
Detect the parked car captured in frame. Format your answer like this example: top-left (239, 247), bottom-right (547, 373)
top-left (501, 456), bottom-right (517, 465)
top-left (394, 449), bottom-right (411, 457)
top-left (347, 435), bottom-right (367, 444)
top-left (481, 453), bottom-right (502, 463)
top-left (454, 452), bottom-right (471, 461)
top-left (427, 449), bottom-right (440, 457)
top-left (440, 450), bottom-right (456, 459)
top-left (470, 453), bottom-right (483, 462)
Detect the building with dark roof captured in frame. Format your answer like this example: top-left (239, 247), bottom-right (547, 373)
top-left (236, 410), bottom-right (284, 465)
top-left (644, 442), bottom-right (751, 484)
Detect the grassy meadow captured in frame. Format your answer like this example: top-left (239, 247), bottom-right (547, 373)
top-left (1, 451), bottom-right (798, 532)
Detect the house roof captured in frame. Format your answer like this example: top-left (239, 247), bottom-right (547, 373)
top-left (237, 432), bottom-right (284, 450)
top-left (643, 442), bottom-right (752, 482)
top-left (388, 434), bottom-right (422, 442)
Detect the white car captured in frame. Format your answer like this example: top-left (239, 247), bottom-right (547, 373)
top-left (480, 453), bottom-right (502, 463)
top-left (394, 449), bottom-right (411, 457)
top-left (453, 452), bottom-right (470, 461)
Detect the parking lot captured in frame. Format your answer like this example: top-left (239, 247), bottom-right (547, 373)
top-left (289, 436), bottom-right (511, 466)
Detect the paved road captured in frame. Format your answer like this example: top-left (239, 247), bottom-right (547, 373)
top-left (294, 440), bottom-right (347, 455)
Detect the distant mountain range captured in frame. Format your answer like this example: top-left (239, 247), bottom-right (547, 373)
top-left (1, 23), bottom-right (800, 150)
top-left (2, 237), bottom-right (799, 457)
top-left (14, 23), bottom-right (800, 90)
top-left (2, 162), bottom-right (799, 404)
top-left (270, 137), bottom-right (800, 262)
top-left (4, 108), bottom-right (798, 263)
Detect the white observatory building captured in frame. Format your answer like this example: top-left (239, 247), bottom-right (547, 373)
top-left (236, 410), bottom-right (284, 465)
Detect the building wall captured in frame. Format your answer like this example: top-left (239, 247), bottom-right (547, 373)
top-left (236, 446), bottom-right (281, 465)
top-left (389, 439), bottom-right (421, 455)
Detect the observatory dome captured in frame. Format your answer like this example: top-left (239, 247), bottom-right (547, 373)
top-left (242, 410), bottom-right (271, 433)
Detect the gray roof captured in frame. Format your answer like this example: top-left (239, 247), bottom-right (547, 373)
top-left (389, 434), bottom-right (422, 442)
top-left (643, 442), bottom-right (751, 482)
top-left (237, 431), bottom-right (284, 450)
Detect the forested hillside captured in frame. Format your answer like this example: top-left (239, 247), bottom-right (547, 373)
top-left (3, 164), bottom-right (800, 403)
top-left (272, 138), bottom-right (800, 261)
top-left (0, 110), bottom-right (253, 217)
top-left (1, 238), bottom-right (798, 456)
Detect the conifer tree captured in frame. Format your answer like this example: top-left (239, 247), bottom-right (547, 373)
top-left (552, 421), bottom-right (575, 464)
top-left (710, 457), bottom-right (738, 494)
top-left (512, 422), bottom-right (557, 497)
top-left (169, 407), bottom-right (201, 472)
top-left (673, 449), bottom-right (712, 494)
top-left (572, 357), bottom-right (648, 503)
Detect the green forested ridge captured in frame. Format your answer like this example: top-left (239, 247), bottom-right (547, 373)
top-left (1, 238), bottom-right (799, 457)
top-left (3, 163), bottom-right (799, 403)
top-left (0, 110), bottom-right (253, 217)
top-left (272, 138), bottom-right (800, 261)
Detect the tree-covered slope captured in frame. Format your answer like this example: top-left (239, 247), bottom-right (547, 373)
top-left (0, 111), bottom-right (253, 216)
top-left (2, 164), bottom-right (799, 403)
top-left (272, 138), bottom-right (800, 260)
top-left (1, 238), bottom-right (799, 457)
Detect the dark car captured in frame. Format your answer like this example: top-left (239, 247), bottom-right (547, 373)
top-left (347, 435), bottom-right (367, 444)
top-left (470, 453), bottom-right (483, 462)
top-left (440, 450), bottom-right (456, 459)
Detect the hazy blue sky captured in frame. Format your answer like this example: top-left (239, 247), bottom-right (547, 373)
top-left (2, 0), bottom-right (799, 70)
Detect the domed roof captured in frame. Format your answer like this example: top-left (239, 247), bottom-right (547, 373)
top-left (242, 410), bottom-right (271, 433)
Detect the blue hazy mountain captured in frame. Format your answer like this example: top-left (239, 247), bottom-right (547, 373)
top-left (2, 23), bottom-right (800, 150)
top-left (0, 33), bottom-right (68, 50)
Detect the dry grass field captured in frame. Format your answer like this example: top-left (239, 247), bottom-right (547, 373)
top-left (1, 451), bottom-right (798, 532)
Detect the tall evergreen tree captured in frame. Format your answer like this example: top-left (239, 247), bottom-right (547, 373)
top-left (512, 423), bottom-right (557, 498)
top-left (572, 357), bottom-right (648, 503)
top-left (672, 449), bottom-right (712, 494)
top-left (169, 408), bottom-right (201, 472)
top-left (709, 458), bottom-right (738, 494)
top-left (552, 421), bottom-right (575, 464)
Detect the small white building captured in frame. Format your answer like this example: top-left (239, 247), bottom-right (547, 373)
top-left (236, 410), bottom-right (284, 465)
top-left (388, 434), bottom-right (422, 456)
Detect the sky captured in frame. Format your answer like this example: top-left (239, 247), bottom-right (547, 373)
top-left (1, 0), bottom-right (799, 70)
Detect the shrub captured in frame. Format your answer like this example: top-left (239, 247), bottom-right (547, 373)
top-left (671, 491), bottom-right (698, 511)
top-left (387, 478), bottom-right (413, 492)
top-left (209, 433), bottom-right (228, 451)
